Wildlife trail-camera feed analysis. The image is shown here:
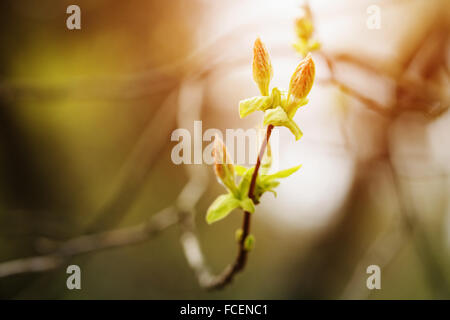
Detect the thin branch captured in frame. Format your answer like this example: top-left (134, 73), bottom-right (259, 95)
top-left (205, 125), bottom-right (274, 290)
top-left (0, 207), bottom-right (178, 278)
top-left (315, 51), bottom-right (392, 118)
top-left (86, 89), bottom-right (180, 233)
top-left (386, 157), bottom-right (450, 298)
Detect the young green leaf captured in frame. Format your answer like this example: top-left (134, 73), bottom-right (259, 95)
top-left (263, 105), bottom-right (289, 126)
top-left (206, 194), bottom-right (241, 224)
top-left (234, 165), bottom-right (248, 176)
top-left (270, 87), bottom-right (282, 108)
top-left (254, 179), bottom-right (280, 202)
top-left (285, 120), bottom-right (303, 141)
top-left (239, 96), bottom-right (272, 118)
top-left (260, 179), bottom-right (280, 190)
top-left (265, 164), bottom-right (302, 180)
top-left (253, 165), bottom-right (301, 201)
top-left (263, 106), bottom-right (303, 140)
top-left (237, 166), bottom-right (255, 198)
top-left (240, 197), bottom-right (255, 213)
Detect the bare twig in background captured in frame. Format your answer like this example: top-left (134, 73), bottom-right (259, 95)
top-left (303, 0), bottom-right (450, 298)
top-left (316, 51), bottom-right (392, 118)
top-left (86, 89), bottom-right (180, 233)
top-left (387, 157), bottom-right (450, 297)
top-left (174, 78), bottom-right (215, 287)
top-left (0, 207), bottom-right (178, 278)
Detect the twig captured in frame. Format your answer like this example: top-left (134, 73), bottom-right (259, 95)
top-left (86, 89), bottom-right (180, 233)
top-left (315, 51), bottom-right (392, 118)
top-left (0, 207), bottom-right (178, 278)
top-left (205, 125), bottom-right (274, 290)
top-left (386, 157), bottom-right (450, 298)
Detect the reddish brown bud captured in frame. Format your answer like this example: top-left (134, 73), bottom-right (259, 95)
top-left (212, 135), bottom-right (236, 191)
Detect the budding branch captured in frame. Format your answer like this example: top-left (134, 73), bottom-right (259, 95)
top-left (205, 124), bottom-right (274, 290)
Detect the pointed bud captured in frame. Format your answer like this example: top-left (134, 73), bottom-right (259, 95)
top-left (288, 53), bottom-right (315, 103)
top-left (213, 135), bottom-right (236, 192)
top-left (252, 37), bottom-right (273, 96)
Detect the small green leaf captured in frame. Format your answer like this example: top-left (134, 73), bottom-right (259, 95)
top-left (239, 96), bottom-right (272, 118)
top-left (265, 165), bottom-right (302, 180)
top-left (308, 40), bottom-right (321, 51)
top-left (234, 165), bottom-right (248, 176)
top-left (285, 119), bottom-right (303, 140)
top-left (293, 38), bottom-right (309, 57)
top-left (240, 197), bottom-right (255, 213)
top-left (265, 180), bottom-right (280, 189)
top-left (286, 98), bottom-right (308, 119)
top-left (244, 234), bottom-right (255, 251)
top-left (237, 167), bottom-right (255, 197)
top-left (252, 190), bottom-right (265, 202)
top-left (263, 106), bottom-right (289, 126)
top-left (253, 178), bottom-right (279, 202)
top-left (263, 106), bottom-right (303, 140)
top-left (271, 87), bottom-right (282, 107)
top-left (206, 194), bottom-right (241, 224)
top-left (254, 166), bottom-right (301, 200)
top-left (292, 38), bottom-right (320, 57)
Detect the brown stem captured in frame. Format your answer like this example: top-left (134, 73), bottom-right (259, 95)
top-left (206, 124), bottom-right (274, 290)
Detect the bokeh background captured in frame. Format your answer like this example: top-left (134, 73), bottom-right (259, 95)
top-left (0, 0), bottom-right (449, 299)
